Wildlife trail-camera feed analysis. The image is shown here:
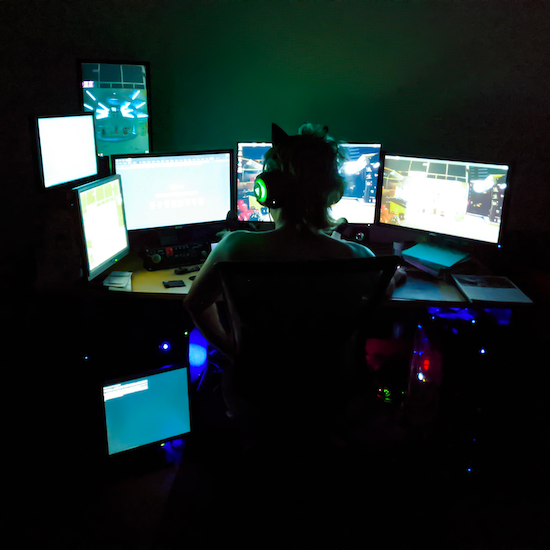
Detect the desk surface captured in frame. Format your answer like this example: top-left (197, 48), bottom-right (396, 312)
top-left (100, 253), bottom-right (470, 305)
top-left (99, 253), bottom-right (530, 307)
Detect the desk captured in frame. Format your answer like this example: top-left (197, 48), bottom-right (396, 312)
top-left (101, 253), bottom-right (529, 309)
top-left (102, 254), bottom-right (195, 297)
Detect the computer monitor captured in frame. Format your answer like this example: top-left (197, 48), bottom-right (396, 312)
top-left (377, 154), bottom-right (510, 244)
top-left (102, 365), bottom-right (191, 456)
top-left (329, 143), bottom-right (382, 224)
top-left (237, 142), bottom-right (273, 222)
top-left (236, 141), bottom-right (382, 225)
top-left (75, 174), bottom-right (130, 280)
top-left (112, 150), bottom-right (233, 231)
top-left (36, 112), bottom-right (98, 189)
top-left (79, 60), bottom-right (151, 157)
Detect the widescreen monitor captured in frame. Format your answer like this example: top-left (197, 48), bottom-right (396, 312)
top-left (80, 61), bottom-right (151, 157)
top-left (36, 113), bottom-right (98, 189)
top-left (102, 365), bottom-right (191, 456)
top-left (75, 174), bottom-right (130, 280)
top-left (378, 154), bottom-right (510, 244)
top-left (113, 150), bottom-right (233, 231)
top-left (236, 141), bottom-right (381, 224)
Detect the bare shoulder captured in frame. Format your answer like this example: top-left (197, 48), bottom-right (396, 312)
top-left (214, 230), bottom-right (265, 260)
top-left (332, 237), bottom-right (376, 259)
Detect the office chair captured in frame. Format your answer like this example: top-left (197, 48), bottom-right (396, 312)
top-left (214, 255), bottom-right (400, 436)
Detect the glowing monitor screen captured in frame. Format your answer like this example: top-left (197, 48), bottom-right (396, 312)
top-left (76, 174), bottom-right (130, 280)
top-left (237, 142), bottom-right (381, 224)
top-left (237, 142), bottom-right (273, 222)
top-left (37, 113), bottom-right (98, 189)
top-left (113, 151), bottom-right (233, 231)
top-left (330, 143), bottom-right (381, 224)
top-left (103, 366), bottom-right (191, 456)
top-left (81, 61), bottom-right (151, 157)
top-left (379, 155), bottom-right (510, 244)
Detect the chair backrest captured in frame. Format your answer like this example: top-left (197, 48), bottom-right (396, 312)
top-left (215, 255), bottom-right (399, 427)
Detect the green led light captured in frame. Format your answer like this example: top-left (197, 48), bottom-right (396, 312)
top-left (254, 178), bottom-right (268, 203)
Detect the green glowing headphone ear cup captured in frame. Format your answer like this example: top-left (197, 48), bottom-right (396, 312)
top-left (254, 178), bottom-right (268, 203)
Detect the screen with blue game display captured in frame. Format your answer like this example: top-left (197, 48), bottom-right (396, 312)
top-left (81, 61), bottom-right (151, 157)
top-left (103, 366), bottom-right (191, 455)
top-left (329, 143), bottom-right (381, 224)
top-left (237, 141), bottom-right (381, 224)
top-left (237, 142), bottom-right (273, 222)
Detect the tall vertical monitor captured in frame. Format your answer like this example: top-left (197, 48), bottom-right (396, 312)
top-left (329, 143), bottom-right (382, 224)
top-left (236, 141), bottom-right (382, 225)
top-left (36, 112), bottom-right (98, 189)
top-left (112, 150), bottom-right (234, 231)
top-left (237, 142), bottom-right (273, 222)
top-left (76, 174), bottom-right (130, 281)
top-left (102, 365), bottom-right (191, 456)
top-left (79, 60), bottom-right (151, 157)
top-left (377, 154), bottom-right (510, 244)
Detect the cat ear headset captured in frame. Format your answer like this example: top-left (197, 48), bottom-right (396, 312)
top-left (253, 123), bottom-right (294, 208)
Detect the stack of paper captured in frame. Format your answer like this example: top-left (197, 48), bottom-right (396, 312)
top-left (402, 243), bottom-right (470, 276)
top-left (452, 275), bottom-right (533, 304)
top-left (103, 271), bottom-right (132, 292)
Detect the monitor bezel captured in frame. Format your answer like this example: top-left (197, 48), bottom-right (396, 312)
top-left (111, 149), bottom-right (236, 233)
top-left (100, 364), bottom-right (192, 457)
top-left (374, 151), bottom-right (512, 247)
top-left (77, 59), bottom-right (153, 158)
top-left (74, 173), bottom-right (130, 281)
top-left (35, 112), bottom-right (99, 190)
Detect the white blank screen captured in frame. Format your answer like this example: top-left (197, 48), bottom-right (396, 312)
top-left (115, 152), bottom-right (232, 230)
top-left (38, 115), bottom-right (98, 188)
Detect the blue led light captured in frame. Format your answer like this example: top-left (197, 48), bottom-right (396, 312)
top-left (480, 348), bottom-right (486, 354)
top-left (188, 328), bottom-right (209, 383)
top-left (160, 342), bottom-right (171, 351)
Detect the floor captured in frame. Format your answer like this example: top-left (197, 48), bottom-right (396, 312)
top-left (5, 293), bottom-right (550, 549)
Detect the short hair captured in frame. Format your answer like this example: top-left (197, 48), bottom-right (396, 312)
top-left (263, 123), bottom-right (346, 231)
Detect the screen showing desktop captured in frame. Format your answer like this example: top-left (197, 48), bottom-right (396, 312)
top-left (237, 142), bottom-right (381, 224)
top-left (80, 61), bottom-right (151, 157)
top-left (329, 143), bottom-right (381, 224)
top-left (76, 174), bottom-right (130, 280)
top-left (36, 113), bottom-right (98, 189)
top-left (113, 150), bottom-right (233, 231)
top-left (379, 155), bottom-right (510, 244)
top-left (102, 365), bottom-right (191, 456)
